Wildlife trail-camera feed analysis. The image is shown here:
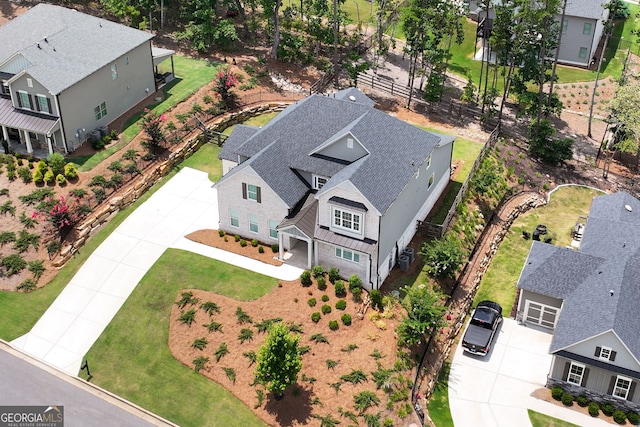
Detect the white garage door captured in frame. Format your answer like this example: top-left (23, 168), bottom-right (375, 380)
top-left (524, 301), bottom-right (559, 329)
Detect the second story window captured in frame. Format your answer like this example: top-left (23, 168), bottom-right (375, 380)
top-left (17, 91), bottom-right (32, 110)
top-left (314, 175), bottom-right (328, 190)
top-left (333, 207), bottom-right (361, 233)
top-left (242, 183), bottom-right (261, 203)
top-left (111, 63), bottom-right (118, 80)
top-left (36, 94), bottom-right (52, 114)
top-left (595, 346), bottom-right (617, 361)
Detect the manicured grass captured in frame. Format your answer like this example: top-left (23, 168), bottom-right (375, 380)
top-left (528, 409), bottom-right (581, 427)
top-left (222, 111), bottom-right (279, 136)
top-left (180, 143), bottom-right (222, 182)
top-left (80, 248), bottom-right (276, 427)
top-left (427, 361), bottom-right (454, 427)
top-left (474, 186), bottom-right (604, 311)
top-left (76, 56), bottom-right (218, 171)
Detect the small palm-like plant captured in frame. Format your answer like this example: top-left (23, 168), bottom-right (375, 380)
top-left (254, 317), bottom-right (282, 333)
top-left (340, 369), bottom-right (368, 384)
top-left (310, 333), bottom-right (329, 344)
top-left (235, 306), bottom-right (253, 324)
top-left (326, 359), bottom-right (339, 370)
top-left (191, 337), bottom-right (208, 350)
top-left (354, 391), bottom-right (380, 412)
top-left (178, 309), bottom-right (196, 326)
top-left (222, 367), bottom-right (236, 384)
top-left (338, 407), bottom-right (359, 424)
top-left (370, 349), bottom-right (385, 360)
top-left (19, 211), bottom-right (37, 228)
top-left (238, 328), bottom-right (254, 343)
top-left (328, 381), bottom-right (342, 394)
top-left (313, 413), bottom-right (340, 427)
top-left (193, 356), bottom-right (209, 373)
top-left (200, 301), bottom-right (221, 315)
top-left (362, 411), bottom-right (382, 427)
top-left (243, 351), bottom-right (257, 366)
top-left (176, 291), bottom-right (199, 308)
top-left (287, 322), bottom-right (304, 333)
top-left (341, 344), bottom-right (359, 353)
top-left (203, 320), bottom-right (223, 333)
top-left (371, 367), bottom-right (393, 390)
top-left (214, 342), bottom-right (229, 362)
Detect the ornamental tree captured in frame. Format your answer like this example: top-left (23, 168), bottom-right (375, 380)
top-left (420, 233), bottom-right (465, 278)
top-left (397, 283), bottom-right (446, 347)
top-left (213, 67), bottom-right (239, 109)
top-left (33, 196), bottom-right (82, 236)
top-left (141, 108), bottom-right (166, 153)
top-left (254, 322), bottom-right (302, 397)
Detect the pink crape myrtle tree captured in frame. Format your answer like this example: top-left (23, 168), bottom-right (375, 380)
top-left (141, 108), bottom-right (167, 154)
top-left (213, 66), bottom-right (239, 110)
top-left (33, 195), bottom-right (82, 239)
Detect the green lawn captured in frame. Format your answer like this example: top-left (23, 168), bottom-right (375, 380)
top-left (180, 143), bottom-right (222, 182)
top-left (528, 409), bottom-right (581, 427)
top-left (222, 112), bottom-right (279, 136)
top-left (79, 249), bottom-right (276, 426)
top-left (474, 186), bottom-right (604, 311)
top-left (427, 362), bottom-right (454, 427)
top-left (76, 56), bottom-right (219, 171)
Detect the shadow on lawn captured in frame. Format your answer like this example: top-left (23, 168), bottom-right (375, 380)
top-left (264, 386), bottom-right (313, 426)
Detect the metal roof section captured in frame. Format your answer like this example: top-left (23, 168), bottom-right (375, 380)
top-left (151, 47), bottom-right (175, 67)
top-left (314, 225), bottom-right (377, 254)
top-left (0, 97), bottom-right (59, 135)
top-left (278, 197), bottom-right (318, 239)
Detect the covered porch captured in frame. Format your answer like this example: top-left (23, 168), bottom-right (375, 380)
top-left (277, 197), bottom-right (317, 269)
top-left (152, 46), bottom-right (176, 90)
top-left (0, 97), bottom-right (60, 157)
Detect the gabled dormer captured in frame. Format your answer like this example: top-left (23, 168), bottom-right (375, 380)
top-left (310, 132), bottom-right (369, 164)
top-left (0, 53), bottom-right (31, 75)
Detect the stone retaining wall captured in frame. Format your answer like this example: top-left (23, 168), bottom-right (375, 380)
top-left (547, 378), bottom-right (640, 414)
top-left (53, 102), bottom-right (292, 267)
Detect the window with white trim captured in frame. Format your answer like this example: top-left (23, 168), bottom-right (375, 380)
top-left (578, 47), bottom-right (588, 60)
top-left (111, 63), bottom-right (118, 80)
top-left (427, 173), bottom-right (435, 190)
top-left (18, 91), bottom-right (31, 110)
top-left (269, 220), bottom-right (278, 239)
top-left (567, 362), bottom-right (585, 385)
top-left (94, 101), bottom-right (107, 120)
top-left (1, 82), bottom-right (8, 96)
top-left (426, 154), bottom-right (431, 169)
top-left (583, 22), bottom-right (592, 35)
top-left (597, 346), bottom-right (614, 361)
top-left (230, 208), bottom-right (239, 227)
top-left (562, 19), bottom-right (568, 33)
top-left (249, 214), bottom-right (259, 233)
top-left (36, 94), bottom-right (51, 114)
top-left (613, 376), bottom-right (632, 400)
top-left (333, 207), bottom-right (362, 233)
top-left (314, 175), bottom-right (328, 190)
top-left (336, 247), bottom-right (360, 263)
top-left (247, 184), bottom-right (259, 201)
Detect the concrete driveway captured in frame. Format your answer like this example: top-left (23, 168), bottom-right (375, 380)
top-left (449, 318), bottom-right (611, 427)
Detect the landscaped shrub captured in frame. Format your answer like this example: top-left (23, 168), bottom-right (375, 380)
top-left (43, 170), bottom-right (54, 184)
top-left (370, 289), bottom-right (384, 310)
top-left (17, 167), bottom-right (31, 183)
top-left (308, 298), bottom-right (317, 307)
top-left (576, 395), bottom-right (589, 407)
top-left (2, 254), bottom-right (26, 275)
top-left (56, 174), bottom-right (66, 185)
top-left (327, 267), bottom-right (340, 283)
top-left (239, 239), bottom-right (247, 247)
top-left (551, 386), bottom-right (564, 400)
top-left (352, 286), bottom-right (363, 301)
top-left (218, 229), bottom-right (225, 237)
top-left (271, 244), bottom-right (278, 253)
top-left (32, 169), bottom-right (43, 185)
top-left (627, 411), bottom-right (640, 425)
top-left (602, 402), bottom-right (616, 417)
top-left (588, 402), bottom-right (600, 417)
top-left (335, 300), bottom-right (346, 310)
top-left (561, 392), bottom-right (573, 406)
top-left (334, 280), bottom-right (346, 297)
top-left (613, 410), bottom-right (627, 424)
top-left (311, 312), bottom-right (321, 323)
top-left (329, 320), bottom-right (339, 331)
top-left (300, 270), bottom-right (312, 286)
top-left (317, 276), bottom-right (326, 290)
top-left (251, 239), bottom-right (258, 247)
top-left (234, 234), bottom-right (240, 242)
top-left (258, 246), bottom-right (264, 253)
top-left (341, 313), bottom-right (352, 325)
top-left (48, 153), bottom-right (66, 176)
top-left (321, 304), bottom-right (331, 314)
top-left (349, 274), bottom-right (362, 291)
top-left (321, 294), bottom-right (329, 302)
top-left (312, 265), bottom-right (325, 278)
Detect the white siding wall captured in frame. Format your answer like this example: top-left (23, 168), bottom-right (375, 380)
top-left (565, 331), bottom-right (640, 373)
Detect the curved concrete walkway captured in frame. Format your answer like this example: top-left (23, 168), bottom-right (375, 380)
top-left (11, 167), bottom-right (303, 376)
top-left (449, 319), bottom-right (611, 427)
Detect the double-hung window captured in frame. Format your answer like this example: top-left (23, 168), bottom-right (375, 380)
top-left (111, 63), bottom-right (118, 80)
top-left (94, 102), bottom-right (107, 120)
top-left (17, 91), bottom-right (31, 110)
top-left (567, 362), bottom-right (585, 386)
top-left (249, 214), bottom-right (259, 233)
top-left (427, 173), bottom-right (435, 190)
top-left (242, 183), bottom-right (261, 203)
top-left (333, 208), bottom-right (361, 233)
top-left (583, 22), bottom-right (592, 35)
top-left (269, 220), bottom-right (278, 239)
top-left (36, 94), bottom-right (51, 114)
top-left (595, 346), bottom-right (616, 361)
top-left (230, 208), bottom-right (239, 227)
top-left (613, 376), bottom-right (632, 400)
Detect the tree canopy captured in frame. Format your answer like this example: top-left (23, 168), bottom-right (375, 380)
top-left (254, 322), bottom-right (302, 396)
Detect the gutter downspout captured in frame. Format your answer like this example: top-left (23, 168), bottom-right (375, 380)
top-left (52, 93), bottom-right (68, 153)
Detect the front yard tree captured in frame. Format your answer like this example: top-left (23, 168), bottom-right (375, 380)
top-left (397, 283), bottom-right (446, 347)
top-left (254, 322), bottom-right (302, 398)
top-left (141, 108), bottom-right (166, 153)
top-left (420, 233), bottom-right (465, 278)
top-left (608, 79), bottom-right (640, 169)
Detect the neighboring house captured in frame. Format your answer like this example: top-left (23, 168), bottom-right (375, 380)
top-left (467, 0), bottom-right (609, 67)
top-left (516, 192), bottom-right (640, 412)
top-left (216, 88), bottom-right (454, 290)
top-left (0, 4), bottom-right (172, 155)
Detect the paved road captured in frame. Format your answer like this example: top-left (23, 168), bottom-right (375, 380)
top-left (11, 167), bottom-right (303, 376)
top-left (449, 318), bottom-right (612, 427)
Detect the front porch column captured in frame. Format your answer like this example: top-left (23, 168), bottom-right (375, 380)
top-left (366, 254), bottom-right (371, 288)
top-left (1, 125), bottom-right (8, 143)
top-left (313, 241), bottom-right (319, 267)
top-left (307, 239), bottom-right (313, 269)
top-left (278, 232), bottom-right (284, 261)
top-left (46, 135), bottom-right (53, 154)
top-left (23, 130), bottom-right (33, 154)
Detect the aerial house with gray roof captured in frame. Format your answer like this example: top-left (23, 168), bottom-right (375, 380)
top-left (516, 192), bottom-right (640, 412)
top-left (0, 4), bottom-right (172, 155)
top-left (216, 88), bottom-right (454, 289)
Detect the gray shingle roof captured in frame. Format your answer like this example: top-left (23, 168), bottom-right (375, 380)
top-left (218, 124), bottom-right (259, 161)
top-left (518, 192), bottom-right (640, 359)
top-left (0, 4), bottom-right (153, 95)
top-left (217, 91), bottom-right (452, 212)
top-left (565, 0), bottom-right (607, 20)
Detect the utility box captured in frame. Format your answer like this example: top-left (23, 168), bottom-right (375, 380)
top-left (399, 255), bottom-right (410, 272)
top-left (402, 248), bottom-right (415, 263)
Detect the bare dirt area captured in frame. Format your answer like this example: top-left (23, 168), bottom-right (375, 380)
top-left (168, 283), bottom-right (421, 427)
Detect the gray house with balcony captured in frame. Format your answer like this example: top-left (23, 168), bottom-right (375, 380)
top-left (516, 192), bottom-right (640, 411)
top-left (468, 0), bottom-right (608, 67)
top-left (0, 4), bottom-right (171, 155)
top-left (215, 88), bottom-right (454, 289)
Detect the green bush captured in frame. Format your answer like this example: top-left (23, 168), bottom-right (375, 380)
top-left (321, 294), bottom-right (329, 302)
top-left (312, 265), bottom-right (325, 278)
top-left (602, 402), bottom-right (616, 417)
top-left (251, 239), bottom-right (258, 247)
top-left (551, 386), bottom-right (564, 401)
top-left (335, 300), bottom-right (346, 310)
top-left (613, 410), bottom-right (627, 424)
top-left (17, 167), bottom-right (31, 183)
top-left (258, 246), bottom-right (264, 253)
top-left (271, 244), bottom-right (279, 253)
top-left (329, 320), bottom-right (339, 331)
top-left (334, 280), bottom-right (346, 297)
top-left (321, 304), bottom-right (331, 315)
top-left (627, 411), bottom-right (640, 425)
top-left (370, 289), bottom-right (383, 310)
top-left (36, 160), bottom-right (47, 173)
top-left (348, 274), bottom-right (362, 291)
top-left (32, 169), bottom-right (43, 185)
top-left (234, 234), bottom-right (240, 242)
top-left (311, 312), bottom-right (321, 323)
top-left (341, 313), bottom-right (352, 326)
top-left (300, 270), bottom-right (312, 286)
top-left (307, 298), bottom-right (317, 307)
top-left (328, 267), bottom-right (340, 283)
top-left (218, 229), bottom-right (225, 237)
top-left (64, 163), bottom-right (78, 179)
top-left (56, 174), bottom-right (66, 185)
top-left (561, 392), bottom-right (573, 406)
top-left (2, 254), bottom-right (26, 275)
top-left (239, 239), bottom-right (247, 247)
top-left (576, 395), bottom-right (589, 407)
top-left (588, 402), bottom-right (600, 417)
top-left (317, 276), bottom-right (326, 291)
top-left (43, 170), bottom-right (54, 184)
top-left (47, 153), bottom-right (66, 176)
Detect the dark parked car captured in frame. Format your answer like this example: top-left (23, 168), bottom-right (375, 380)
top-left (461, 300), bottom-right (503, 356)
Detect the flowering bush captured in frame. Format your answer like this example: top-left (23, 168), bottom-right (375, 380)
top-left (33, 196), bottom-right (82, 235)
top-left (213, 67), bottom-right (239, 109)
top-left (141, 108), bottom-right (166, 153)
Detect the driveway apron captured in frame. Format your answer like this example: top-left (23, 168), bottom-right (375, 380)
top-left (11, 167), bottom-right (302, 376)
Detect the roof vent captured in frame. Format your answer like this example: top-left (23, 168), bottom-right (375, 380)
top-left (625, 204), bottom-right (632, 212)
top-left (44, 37), bottom-right (48, 43)
top-left (348, 95), bottom-right (356, 102)
top-left (37, 43), bottom-right (41, 49)
top-left (610, 290), bottom-right (615, 297)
